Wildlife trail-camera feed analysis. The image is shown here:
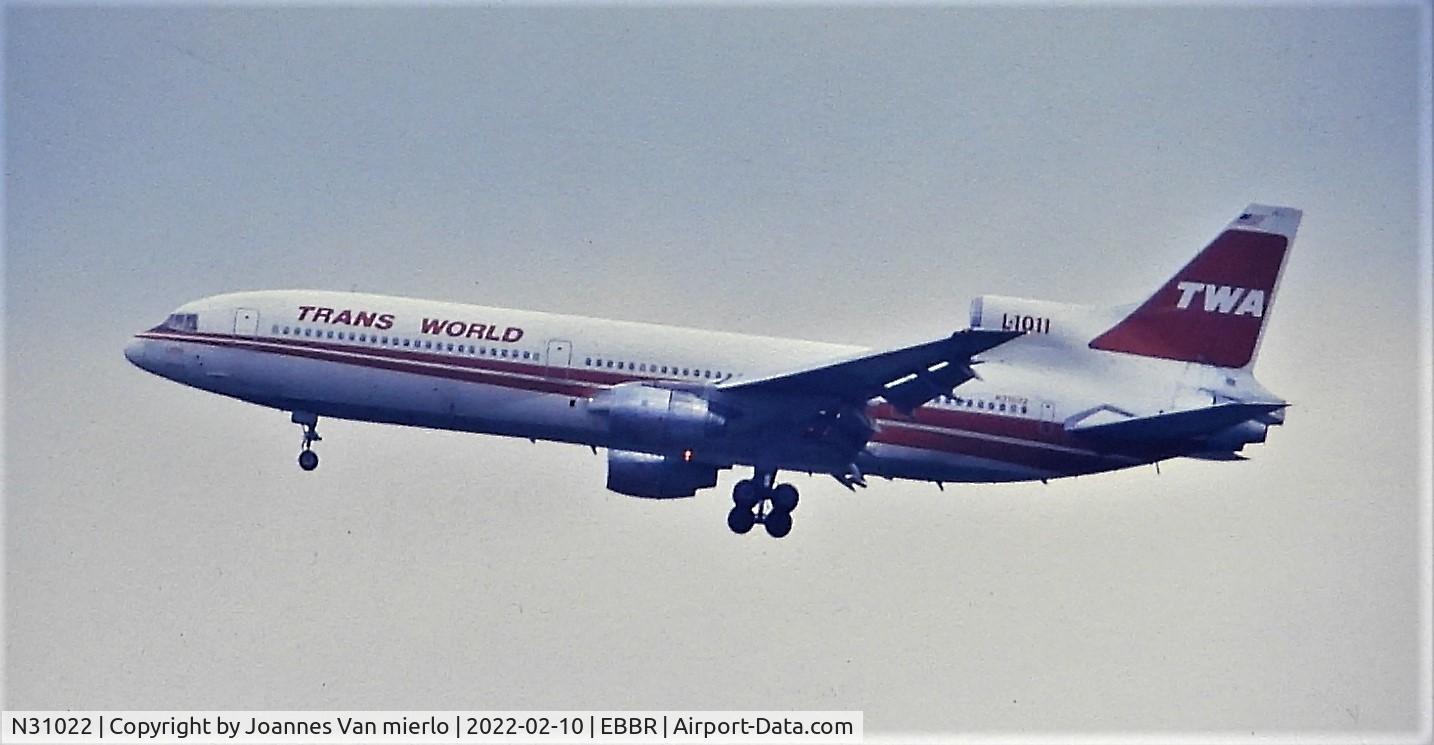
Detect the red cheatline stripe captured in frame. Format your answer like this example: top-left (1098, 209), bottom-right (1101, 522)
top-left (869, 401), bottom-right (1060, 444)
top-left (140, 330), bottom-right (1109, 467)
top-left (141, 327), bottom-right (647, 386)
top-left (138, 330), bottom-right (604, 397)
top-left (874, 424), bottom-right (1128, 474)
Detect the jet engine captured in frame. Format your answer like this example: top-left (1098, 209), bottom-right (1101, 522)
top-left (606, 449), bottom-right (719, 499)
top-left (591, 383), bottom-right (726, 451)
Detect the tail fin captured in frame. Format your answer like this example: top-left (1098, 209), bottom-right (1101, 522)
top-left (1089, 204), bottom-right (1301, 369)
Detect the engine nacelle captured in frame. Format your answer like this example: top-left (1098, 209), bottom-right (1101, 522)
top-left (606, 449), bottom-right (718, 499)
top-left (593, 383), bottom-right (726, 451)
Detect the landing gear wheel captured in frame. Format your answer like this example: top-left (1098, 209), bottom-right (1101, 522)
top-left (771, 483), bottom-right (799, 512)
top-left (292, 411), bottom-right (322, 472)
top-left (764, 509), bottom-right (793, 539)
top-left (726, 469), bottom-right (799, 537)
top-left (298, 449), bottom-right (319, 471)
top-left (732, 479), bottom-right (759, 510)
top-left (727, 506), bottom-right (756, 534)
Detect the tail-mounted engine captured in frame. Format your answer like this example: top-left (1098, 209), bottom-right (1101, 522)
top-left (590, 383), bottom-right (727, 451)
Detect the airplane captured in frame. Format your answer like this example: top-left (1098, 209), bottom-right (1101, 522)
top-left (125, 204), bottom-right (1300, 538)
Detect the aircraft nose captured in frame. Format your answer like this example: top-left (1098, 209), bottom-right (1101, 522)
top-left (124, 337), bottom-right (148, 368)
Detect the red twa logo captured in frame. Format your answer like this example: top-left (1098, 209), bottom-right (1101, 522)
top-left (1174, 281), bottom-right (1266, 317)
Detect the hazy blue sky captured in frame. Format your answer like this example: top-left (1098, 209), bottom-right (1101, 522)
top-left (5, 4), bottom-right (1430, 740)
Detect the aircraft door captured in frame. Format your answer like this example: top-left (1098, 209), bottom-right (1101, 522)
top-left (234, 308), bottom-right (260, 337)
top-left (1038, 400), bottom-right (1057, 436)
top-left (545, 339), bottom-right (573, 378)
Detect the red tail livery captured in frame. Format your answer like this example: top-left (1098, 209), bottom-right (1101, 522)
top-left (1089, 205), bottom-right (1299, 369)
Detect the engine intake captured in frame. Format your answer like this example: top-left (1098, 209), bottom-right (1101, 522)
top-left (606, 449), bottom-right (718, 499)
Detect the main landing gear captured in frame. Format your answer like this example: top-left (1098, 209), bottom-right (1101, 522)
top-left (727, 471), bottom-right (800, 539)
top-left (292, 411), bottom-right (322, 471)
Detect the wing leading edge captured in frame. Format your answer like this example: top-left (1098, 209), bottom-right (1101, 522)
top-left (719, 328), bottom-right (1022, 413)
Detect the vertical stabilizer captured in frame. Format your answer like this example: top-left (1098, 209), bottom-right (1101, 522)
top-left (1088, 204), bottom-right (1301, 369)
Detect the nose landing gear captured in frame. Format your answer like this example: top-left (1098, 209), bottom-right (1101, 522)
top-left (292, 411), bottom-right (322, 471)
top-left (727, 472), bottom-right (799, 538)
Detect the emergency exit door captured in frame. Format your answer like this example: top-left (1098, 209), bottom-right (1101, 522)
top-left (234, 308), bottom-right (260, 337)
top-left (545, 339), bottom-right (573, 378)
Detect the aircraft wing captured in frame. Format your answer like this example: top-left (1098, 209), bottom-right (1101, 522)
top-left (719, 329), bottom-right (1021, 413)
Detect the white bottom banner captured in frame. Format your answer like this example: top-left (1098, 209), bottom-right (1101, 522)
top-left (2, 711), bottom-right (863, 744)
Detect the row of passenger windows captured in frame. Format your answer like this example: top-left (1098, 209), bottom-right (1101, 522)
top-left (933, 394), bottom-right (1029, 416)
top-left (268, 325), bottom-right (1034, 408)
top-left (271, 325), bottom-right (540, 361)
top-left (267, 324), bottom-right (1043, 416)
top-left (271, 325), bottom-right (732, 377)
top-left (269, 326), bottom-right (1038, 413)
top-left (583, 357), bottom-right (726, 380)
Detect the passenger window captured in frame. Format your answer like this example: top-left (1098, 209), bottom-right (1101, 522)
top-left (402, 339), bottom-right (411, 347)
top-left (446, 343), bottom-right (454, 352)
top-left (501, 349), bottom-right (508, 358)
top-left (999, 403), bottom-right (1007, 412)
top-left (282, 326), bottom-right (291, 334)
top-left (523, 351), bottom-right (530, 360)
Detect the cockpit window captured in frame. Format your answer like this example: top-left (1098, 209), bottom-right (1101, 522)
top-left (163, 313), bottom-right (198, 332)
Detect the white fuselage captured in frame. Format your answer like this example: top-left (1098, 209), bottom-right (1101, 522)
top-left (125, 289), bottom-right (1278, 485)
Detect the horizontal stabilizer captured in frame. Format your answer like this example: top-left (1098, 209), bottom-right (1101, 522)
top-left (1069, 402), bottom-right (1287, 442)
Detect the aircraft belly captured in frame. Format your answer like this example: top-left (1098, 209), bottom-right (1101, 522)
top-left (858, 442), bottom-right (1054, 483)
top-left (211, 346), bottom-right (604, 443)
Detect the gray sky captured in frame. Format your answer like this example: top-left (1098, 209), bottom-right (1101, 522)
top-left (4, 3), bottom-right (1430, 739)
